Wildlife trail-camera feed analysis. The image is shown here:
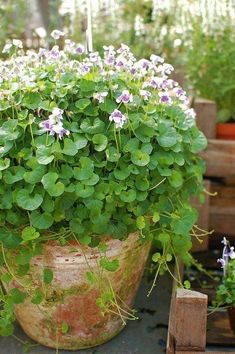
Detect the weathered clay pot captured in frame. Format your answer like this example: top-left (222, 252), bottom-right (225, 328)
top-left (228, 307), bottom-right (235, 334)
top-left (10, 233), bottom-right (151, 350)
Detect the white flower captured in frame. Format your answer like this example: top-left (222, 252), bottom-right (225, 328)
top-left (51, 29), bottom-right (65, 40)
top-left (2, 43), bottom-right (12, 54)
top-left (12, 39), bottom-right (23, 49)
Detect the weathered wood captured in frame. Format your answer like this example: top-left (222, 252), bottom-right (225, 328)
top-left (207, 310), bottom-right (235, 345)
top-left (191, 180), bottom-right (210, 252)
top-left (193, 98), bottom-right (217, 139)
top-left (201, 139), bottom-right (235, 177)
top-left (167, 289), bottom-right (208, 353)
top-left (209, 182), bottom-right (235, 237)
top-left (176, 352), bottom-right (228, 354)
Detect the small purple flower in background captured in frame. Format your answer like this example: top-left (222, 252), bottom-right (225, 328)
top-left (140, 89), bottom-right (151, 101)
top-left (150, 54), bottom-right (164, 65)
top-left (117, 43), bottom-right (131, 54)
top-left (109, 109), bottom-right (128, 128)
top-left (39, 107), bottom-right (69, 139)
top-left (89, 52), bottom-right (101, 65)
top-left (217, 258), bottom-right (226, 268)
top-left (51, 30), bottom-right (65, 40)
top-left (158, 92), bottom-right (172, 105)
top-left (116, 89), bottom-right (133, 104)
top-left (158, 63), bottom-right (174, 76)
top-left (76, 44), bottom-right (85, 54)
top-left (217, 237), bottom-right (235, 275)
top-left (93, 91), bottom-right (108, 103)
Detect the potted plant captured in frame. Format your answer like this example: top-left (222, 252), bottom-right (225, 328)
top-left (216, 237), bottom-right (235, 334)
top-left (0, 31), bottom-right (206, 350)
top-left (185, 16), bottom-right (235, 140)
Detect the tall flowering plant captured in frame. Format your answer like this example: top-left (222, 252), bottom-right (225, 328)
top-left (216, 238), bottom-right (235, 308)
top-left (0, 32), bottom-right (206, 336)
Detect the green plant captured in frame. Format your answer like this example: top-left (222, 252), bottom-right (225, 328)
top-left (0, 32), bottom-right (207, 338)
top-left (215, 238), bottom-right (235, 307)
top-left (0, 0), bottom-right (28, 51)
top-left (185, 8), bottom-right (235, 122)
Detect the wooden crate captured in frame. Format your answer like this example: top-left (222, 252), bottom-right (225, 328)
top-left (193, 98), bottom-right (217, 139)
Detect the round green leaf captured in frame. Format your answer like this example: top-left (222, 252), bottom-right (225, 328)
top-left (41, 172), bottom-right (64, 197)
top-left (16, 190), bottom-right (43, 211)
top-left (131, 150), bottom-right (150, 166)
top-left (92, 134), bottom-right (108, 151)
top-left (30, 211), bottom-right (54, 229)
top-left (120, 189), bottom-right (136, 202)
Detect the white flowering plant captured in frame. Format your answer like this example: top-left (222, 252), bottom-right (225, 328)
top-left (0, 33), bottom-right (207, 336)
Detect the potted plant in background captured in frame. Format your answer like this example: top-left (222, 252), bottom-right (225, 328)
top-left (0, 29), bottom-right (207, 351)
top-left (185, 10), bottom-right (235, 140)
top-left (216, 238), bottom-right (235, 334)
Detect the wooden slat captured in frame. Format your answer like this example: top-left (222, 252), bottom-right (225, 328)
top-left (192, 180), bottom-right (210, 252)
top-left (201, 139), bottom-right (235, 177)
top-left (193, 98), bottom-right (217, 139)
top-left (209, 183), bottom-right (235, 237)
top-left (167, 289), bottom-right (208, 353)
top-left (176, 352), bottom-right (228, 354)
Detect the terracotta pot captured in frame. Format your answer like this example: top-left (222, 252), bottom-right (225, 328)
top-left (216, 123), bottom-right (235, 140)
top-left (228, 307), bottom-right (235, 334)
top-left (6, 233), bottom-right (151, 350)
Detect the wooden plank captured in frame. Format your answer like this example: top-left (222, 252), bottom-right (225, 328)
top-left (207, 310), bottom-right (235, 345)
top-left (177, 350), bottom-right (229, 354)
top-left (192, 180), bottom-right (210, 252)
top-left (209, 183), bottom-right (235, 238)
top-left (201, 139), bottom-right (235, 177)
top-left (193, 98), bottom-right (217, 139)
top-left (167, 289), bottom-right (208, 353)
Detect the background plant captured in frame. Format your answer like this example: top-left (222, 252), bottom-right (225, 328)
top-left (215, 238), bottom-right (235, 307)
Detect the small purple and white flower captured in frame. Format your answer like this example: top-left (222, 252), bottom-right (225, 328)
top-left (76, 44), bottom-right (85, 54)
top-left (93, 91), bottom-right (108, 103)
top-left (116, 89), bottom-right (133, 104)
top-left (39, 107), bottom-right (69, 139)
top-left (51, 29), bottom-right (65, 40)
top-left (109, 109), bottom-right (128, 128)
top-left (217, 258), bottom-right (226, 268)
top-left (158, 92), bottom-right (172, 105)
top-left (150, 54), bottom-right (164, 65)
top-left (140, 89), bottom-right (151, 101)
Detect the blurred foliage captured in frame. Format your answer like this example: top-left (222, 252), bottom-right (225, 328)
top-left (185, 12), bottom-right (235, 121)
top-left (0, 0), bottom-right (28, 48)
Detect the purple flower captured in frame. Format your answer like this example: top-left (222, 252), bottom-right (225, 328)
top-left (89, 52), bottom-right (101, 65)
top-left (117, 43), bottom-right (131, 54)
top-left (158, 92), bottom-right (172, 105)
top-left (140, 89), bottom-right (151, 101)
top-left (76, 44), bottom-right (85, 54)
top-left (39, 107), bottom-right (69, 139)
top-left (51, 29), bottom-right (65, 40)
top-left (109, 109), bottom-right (128, 128)
top-left (160, 63), bottom-right (174, 75)
top-left (217, 258), bottom-right (226, 268)
top-left (93, 91), bottom-right (108, 103)
top-left (116, 90), bottom-right (133, 104)
top-left (150, 54), bottom-right (164, 65)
